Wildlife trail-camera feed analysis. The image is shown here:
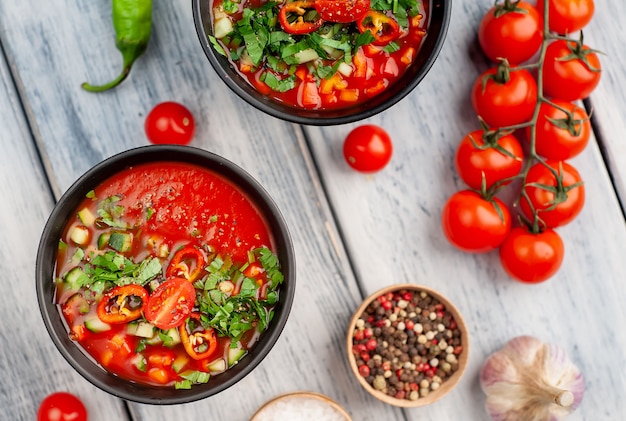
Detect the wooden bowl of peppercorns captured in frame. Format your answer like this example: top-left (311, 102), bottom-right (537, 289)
top-left (346, 284), bottom-right (469, 407)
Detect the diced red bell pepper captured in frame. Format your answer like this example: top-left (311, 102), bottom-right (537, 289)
top-left (357, 11), bottom-right (401, 46)
top-left (279, 1), bottom-right (323, 35)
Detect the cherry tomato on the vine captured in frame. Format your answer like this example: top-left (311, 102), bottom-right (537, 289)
top-left (535, 0), bottom-right (594, 35)
top-left (499, 226), bottom-right (565, 283)
top-left (471, 66), bottom-right (538, 128)
top-left (530, 100), bottom-right (591, 160)
top-left (542, 40), bottom-right (601, 101)
top-left (343, 124), bottom-right (393, 173)
top-left (455, 129), bottom-right (523, 190)
top-left (314, 0), bottom-right (370, 23)
top-left (520, 160), bottom-right (585, 228)
top-left (145, 101), bottom-right (196, 145)
top-left (38, 392), bottom-right (88, 421)
top-left (478, 1), bottom-right (543, 65)
top-left (442, 190), bottom-right (511, 253)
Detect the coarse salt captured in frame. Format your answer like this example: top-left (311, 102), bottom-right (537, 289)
top-left (254, 395), bottom-right (348, 421)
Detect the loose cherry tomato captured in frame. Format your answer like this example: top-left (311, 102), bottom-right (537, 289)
top-left (478, 1), bottom-right (543, 65)
top-left (530, 100), bottom-right (591, 160)
top-left (145, 101), bottom-right (195, 145)
top-left (499, 226), bottom-right (564, 283)
top-left (542, 39), bottom-right (601, 101)
top-left (441, 190), bottom-right (511, 253)
top-left (455, 129), bottom-right (523, 190)
top-left (357, 11), bottom-right (401, 46)
top-left (97, 284), bottom-right (148, 324)
top-left (535, 0), bottom-right (594, 34)
top-left (471, 66), bottom-right (538, 128)
top-left (37, 392), bottom-right (87, 421)
top-left (144, 277), bottom-right (196, 329)
top-left (314, 0), bottom-right (370, 23)
top-left (520, 160), bottom-right (585, 228)
top-left (343, 124), bottom-right (393, 173)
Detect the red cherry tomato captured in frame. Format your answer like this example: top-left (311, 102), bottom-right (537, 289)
top-left (343, 124), bottom-right (393, 173)
top-left (520, 160), bottom-right (585, 228)
top-left (499, 226), bottom-right (564, 283)
top-left (454, 129), bottom-right (524, 190)
top-left (478, 1), bottom-right (543, 65)
top-left (471, 67), bottom-right (538, 128)
top-left (530, 100), bottom-right (591, 160)
top-left (38, 392), bottom-right (87, 421)
top-left (535, 0), bottom-right (594, 34)
top-left (441, 190), bottom-right (511, 253)
top-left (314, 0), bottom-right (370, 23)
top-left (144, 277), bottom-right (196, 330)
top-left (542, 40), bottom-right (601, 101)
top-left (145, 101), bottom-right (196, 145)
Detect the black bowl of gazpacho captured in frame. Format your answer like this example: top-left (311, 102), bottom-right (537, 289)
top-left (36, 145), bottom-right (295, 404)
top-left (192, 0), bottom-right (452, 125)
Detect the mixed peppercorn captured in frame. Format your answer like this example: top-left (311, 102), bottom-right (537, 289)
top-left (351, 288), bottom-right (463, 401)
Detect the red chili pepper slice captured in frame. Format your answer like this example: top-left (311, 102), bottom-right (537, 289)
top-left (314, 0), bottom-right (370, 23)
top-left (357, 11), bottom-right (401, 46)
top-left (166, 245), bottom-right (206, 282)
top-left (279, 1), bottom-right (323, 35)
top-left (179, 313), bottom-right (218, 360)
top-left (97, 284), bottom-right (148, 324)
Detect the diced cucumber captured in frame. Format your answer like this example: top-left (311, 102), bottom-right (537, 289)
top-left (161, 328), bottom-right (181, 348)
top-left (172, 354), bottom-right (190, 373)
top-left (130, 353), bottom-right (147, 372)
top-left (214, 17), bottom-right (233, 39)
top-left (70, 247), bottom-right (85, 264)
top-left (64, 267), bottom-right (88, 290)
top-left (70, 225), bottom-right (89, 245)
top-left (77, 207), bottom-right (96, 226)
top-left (108, 231), bottom-right (133, 252)
top-left (97, 232), bottom-right (111, 250)
top-left (207, 358), bottom-right (226, 373)
top-left (228, 344), bottom-right (246, 367)
top-left (293, 48), bottom-right (319, 64)
top-left (64, 293), bottom-right (90, 315)
top-left (145, 333), bottom-right (163, 346)
top-left (337, 61), bottom-right (353, 77)
top-left (127, 322), bottom-right (155, 338)
top-left (84, 317), bottom-right (111, 333)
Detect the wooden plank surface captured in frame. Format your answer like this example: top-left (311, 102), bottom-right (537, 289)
top-left (0, 35), bottom-right (130, 421)
top-left (304, 1), bottom-right (626, 419)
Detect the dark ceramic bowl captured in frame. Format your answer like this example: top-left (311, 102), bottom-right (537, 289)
top-left (192, 0), bottom-right (452, 125)
top-left (36, 145), bottom-right (295, 404)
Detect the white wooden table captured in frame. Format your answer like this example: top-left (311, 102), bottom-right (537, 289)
top-left (1, 0), bottom-right (624, 420)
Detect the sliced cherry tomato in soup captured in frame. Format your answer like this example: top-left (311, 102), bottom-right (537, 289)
top-left (97, 284), bottom-right (148, 324)
top-left (314, 0), bottom-right (370, 23)
top-left (278, 1), bottom-right (323, 35)
top-left (144, 277), bottom-right (196, 329)
top-left (357, 11), bottom-right (401, 46)
top-left (179, 313), bottom-right (218, 360)
top-left (38, 392), bottom-right (87, 421)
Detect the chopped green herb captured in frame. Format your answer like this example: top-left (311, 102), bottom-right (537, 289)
top-left (86, 190), bottom-right (97, 200)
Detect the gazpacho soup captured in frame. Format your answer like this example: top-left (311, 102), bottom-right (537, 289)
top-left (208, 0), bottom-right (430, 109)
top-left (54, 161), bottom-right (284, 389)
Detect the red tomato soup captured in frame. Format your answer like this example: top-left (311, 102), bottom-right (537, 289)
top-left (209, 0), bottom-right (429, 110)
top-left (54, 162), bottom-right (284, 388)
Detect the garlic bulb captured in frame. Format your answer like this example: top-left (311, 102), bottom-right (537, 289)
top-left (480, 335), bottom-right (584, 421)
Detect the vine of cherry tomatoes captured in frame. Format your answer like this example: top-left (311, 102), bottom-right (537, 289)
top-left (442, 0), bottom-right (600, 283)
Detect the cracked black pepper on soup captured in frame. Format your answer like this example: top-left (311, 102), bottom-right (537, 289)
top-left (351, 288), bottom-right (463, 401)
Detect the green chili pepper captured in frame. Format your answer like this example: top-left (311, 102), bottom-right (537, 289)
top-left (82, 0), bottom-right (153, 92)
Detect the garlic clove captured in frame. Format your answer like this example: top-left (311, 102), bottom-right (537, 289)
top-left (480, 335), bottom-right (585, 421)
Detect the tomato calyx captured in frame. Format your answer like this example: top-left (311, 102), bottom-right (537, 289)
top-left (167, 245), bottom-right (206, 282)
top-left (492, 0), bottom-right (530, 18)
top-left (357, 11), bottom-right (400, 46)
top-left (558, 33), bottom-right (602, 73)
top-left (278, 1), bottom-right (323, 35)
top-left (97, 284), bottom-right (148, 324)
top-left (179, 313), bottom-right (218, 360)
top-left (544, 103), bottom-right (591, 137)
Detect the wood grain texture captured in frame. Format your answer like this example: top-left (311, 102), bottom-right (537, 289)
top-left (304, 0), bottom-right (626, 419)
top-left (0, 34), bottom-right (130, 421)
